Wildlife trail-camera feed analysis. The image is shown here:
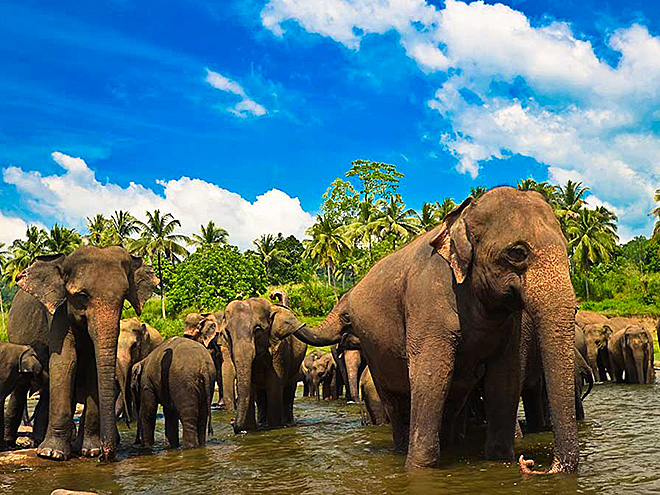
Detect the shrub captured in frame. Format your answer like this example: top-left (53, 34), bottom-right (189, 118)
top-left (266, 278), bottom-right (346, 317)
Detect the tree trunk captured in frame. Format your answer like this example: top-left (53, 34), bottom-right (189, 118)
top-left (584, 270), bottom-right (589, 301)
top-left (158, 252), bottom-right (165, 318)
top-left (329, 260), bottom-right (338, 302)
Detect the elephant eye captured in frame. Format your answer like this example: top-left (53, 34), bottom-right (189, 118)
top-left (70, 291), bottom-right (89, 310)
top-left (505, 244), bottom-right (529, 265)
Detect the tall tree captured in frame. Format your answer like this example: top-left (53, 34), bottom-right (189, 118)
top-left (303, 215), bottom-right (351, 300)
top-left (345, 196), bottom-right (382, 263)
top-left (85, 214), bottom-right (109, 246)
top-left (45, 224), bottom-right (81, 254)
top-left (414, 202), bottom-right (440, 232)
top-left (320, 178), bottom-right (359, 224)
top-left (373, 194), bottom-right (419, 250)
top-left (109, 210), bottom-right (139, 247)
top-left (133, 210), bottom-right (190, 317)
top-left (346, 159), bottom-right (404, 200)
top-left (555, 180), bottom-right (589, 231)
top-left (516, 178), bottom-right (558, 204)
top-left (191, 221), bottom-right (229, 247)
top-left (253, 234), bottom-right (286, 282)
top-left (4, 226), bottom-right (48, 283)
top-left (470, 186), bottom-right (488, 199)
top-left (436, 197), bottom-right (457, 221)
top-left (566, 208), bottom-right (618, 300)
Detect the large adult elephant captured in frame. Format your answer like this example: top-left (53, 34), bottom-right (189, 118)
top-left (183, 312), bottom-right (236, 411)
top-left (221, 298), bottom-right (307, 433)
top-left (293, 187), bottom-right (578, 473)
top-left (6, 246), bottom-right (157, 461)
top-left (115, 318), bottom-right (164, 423)
top-left (608, 325), bottom-right (655, 384)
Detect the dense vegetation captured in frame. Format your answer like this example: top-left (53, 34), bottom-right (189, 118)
top-left (1, 159), bottom-right (659, 343)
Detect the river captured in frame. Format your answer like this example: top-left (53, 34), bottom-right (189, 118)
top-left (1, 374), bottom-right (658, 494)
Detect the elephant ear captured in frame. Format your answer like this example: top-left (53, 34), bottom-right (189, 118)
top-left (269, 305), bottom-right (303, 342)
top-left (18, 348), bottom-right (36, 374)
top-left (16, 254), bottom-right (67, 315)
top-left (200, 315), bottom-right (220, 348)
top-left (127, 256), bottom-right (159, 316)
top-left (430, 197), bottom-right (474, 284)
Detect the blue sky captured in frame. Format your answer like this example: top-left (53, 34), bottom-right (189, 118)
top-left (2, 0), bottom-right (660, 247)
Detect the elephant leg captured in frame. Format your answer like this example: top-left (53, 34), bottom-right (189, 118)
top-left (196, 395), bottom-right (210, 446)
top-left (383, 390), bottom-right (410, 454)
top-left (33, 390), bottom-right (51, 445)
top-left (180, 408), bottom-right (199, 449)
top-left (265, 375), bottom-right (283, 428)
top-left (78, 392), bottom-right (103, 457)
top-left (303, 381), bottom-right (309, 397)
top-left (283, 381), bottom-right (296, 425)
top-left (139, 387), bottom-right (157, 448)
top-left (221, 357), bottom-right (235, 412)
top-left (483, 344), bottom-right (520, 461)
top-left (38, 328), bottom-right (77, 461)
top-left (256, 389), bottom-right (267, 427)
top-left (163, 407), bottom-right (179, 448)
top-left (5, 381), bottom-right (30, 447)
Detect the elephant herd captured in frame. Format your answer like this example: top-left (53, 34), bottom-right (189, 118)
top-left (0, 187), bottom-right (657, 478)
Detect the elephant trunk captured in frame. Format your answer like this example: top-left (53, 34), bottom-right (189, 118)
top-left (632, 345), bottom-right (646, 384)
top-left (294, 310), bottom-right (344, 346)
top-left (232, 342), bottom-right (255, 434)
top-left (522, 248), bottom-right (579, 474)
top-left (89, 303), bottom-right (121, 461)
top-left (345, 351), bottom-right (361, 403)
top-left (115, 357), bottom-right (132, 425)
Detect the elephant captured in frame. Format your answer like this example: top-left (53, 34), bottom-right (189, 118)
top-left (299, 351), bottom-right (323, 397)
top-left (183, 312), bottom-right (236, 411)
top-left (6, 246), bottom-right (157, 461)
top-left (582, 322), bottom-right (613, 382)
top-left (131, 337), bottom-right (215, 449)
top-left (293, 187), bottom-right (579, 473)
top-left (221, 298), bottom-right (307, 433)
top-left (331, 345), bottom-right (364, 403)
top-left (608, 326), bottom-right (655, 384)
top-left (115, 318), bottom-right (163, 423)
top-left (310, 352), bottom-right (337, 401)
top-left (575, 310), bottom-right (608, 330)
top-left (360, 367), bottom-right (388, 426)
top-left (0, 343), bottom-right (45, 449)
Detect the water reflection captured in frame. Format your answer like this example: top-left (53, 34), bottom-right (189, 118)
top-left (1, 374), bottom-right (658, 494)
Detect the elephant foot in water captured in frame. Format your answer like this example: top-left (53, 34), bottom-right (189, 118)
top-left (37, 434), bottom-right (72, 461)
top-left (79, 432), bottom-right (102, 458)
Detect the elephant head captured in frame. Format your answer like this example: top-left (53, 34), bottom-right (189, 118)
top-left (220, 298), bottom-right (302, 433)
top-left (310, 353), bottom-right (335, 401)
top-left (18, 347), bottom-right (44, 379)
top-left (183, 312), bottom-right (221, 348)
top-left (624, 327), bottom-right (652, 384)
top-left (16, 246), bottom-right (158, 460)
top-left (430, 188), bottom-right (578, 473)
top-left (116, 318), bottom-right (163, 425)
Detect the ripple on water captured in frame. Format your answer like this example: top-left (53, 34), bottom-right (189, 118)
top-left (2, 376), bottom-right (659, 494)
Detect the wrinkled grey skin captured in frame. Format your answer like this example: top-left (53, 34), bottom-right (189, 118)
top-left (222, 298), bottom-right (307, 434)
top-left (294, 187), bottom-right (579, 473)
top-left (360, 367), bottom-right (388, 426)
top-left (183, 312), bottom-right (236, 411)
top-left (115, 318), bottom-right (163, 424)
top-left (299, 351), bottom-right (323, 397)
top-left (0, 343), bottom-right (45, 449)
top-left (310, 353), bottom-right (336, 401)
top-left (608, 326), bottom-right (655, 384)
top-left (6, 247), bottom-right (157, 461)
top-left (131, 337), bottom-right (215, 449)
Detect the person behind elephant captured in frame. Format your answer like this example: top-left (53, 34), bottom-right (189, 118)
top-left (115, 318), bottom-right (163, 424)
top-left (183, 312), bottom-right (236, 411)
top-left (6, 247), bottom-right (157, 461)
top-left (299, 351), bottom-right (323, 397)
top-left (221, 297), bottom-right (307, 433)
top-left (310, 352), bottom-right (337, 401)
top-left (608, 325), bottom-right (655, 384)
top-left (292, 187), bottom-right (580, 474)
top-left (131, 337), bottom-right (215, 449)
top-left (360, 367), bottom-right (388, 426)
top-left (0, 343), bottom-right (45, 449)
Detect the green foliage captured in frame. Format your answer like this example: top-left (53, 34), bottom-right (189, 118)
top-left (166, 245), bottom-right (267, 315)
top-left (122, 298), bottom-right (184, 339)
top-left (268, 279), bottom-right (343, 317)
top-left (346, 159), bottom-right (403, 200)
top-left (320, 178), bottom-right (359, 224)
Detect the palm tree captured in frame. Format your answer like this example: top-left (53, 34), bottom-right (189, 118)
top-left (45, 224), bottom-right (81, 255)
top-left (414, 202), bottom-right (440, 232)
top-left (436, 197), bottom-right (456, 221)
top-left (566, 208), bottom-right (618, 300)
top-left (555, 180), bottom-right (589, 230)
top-left (109, 210), bottom-right (139, 247)
top-left (303, 215), bottom-right (351, 300)
top-left (373, 194), bottom-right (419, 250)
top-left (516, 178), bottom-right (558, 204)
top-left (191, 221), bottom-right (229, 247)
top-left (253, 234), bottom-right (286, 281)
top-left (470, 186), bottom-right (488, 199)
top-left (4, 226), bottom-right (48, 283)
top-left (345, 196), bottom-right (382, 263)
top-left (85, 214), bottom-right (109, 246)
top-left (132, 210), bottom-right (190, 317)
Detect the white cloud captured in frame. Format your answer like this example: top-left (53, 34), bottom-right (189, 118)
top-left (205, 69), bottom-right (267, 118)
top-left (262, 0), bottom-right (660, 237)
top-left (0, 212), bottom-right (32, 247)
top-left (2, 152), bottom-right (314, 249)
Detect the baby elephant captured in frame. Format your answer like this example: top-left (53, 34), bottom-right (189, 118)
top-left (131, 337), bottom-right (216, 449)
top-left (0, 343), bottom-right (44, 449)
top-left (311, 353), bottom-right (337, 401)
top-left (608, 326), bottom-right (655, 384)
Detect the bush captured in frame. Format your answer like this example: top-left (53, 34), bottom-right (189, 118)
top-left (166, 245), bottom-right (267, 315)
top-left (266, 278), bottom-right (345, 317)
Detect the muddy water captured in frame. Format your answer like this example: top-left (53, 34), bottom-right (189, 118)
top-left (1, 374), bottom-right (658, 495)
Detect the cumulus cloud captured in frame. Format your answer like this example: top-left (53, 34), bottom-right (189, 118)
top-left (2, 152), bottom-right (314, 249)
top-left (261, 0), bottom-right (660, 238)
top-left (0, 212), bottom-right (33, 246)
top-left (205, 69), bottom-right (267, 118)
